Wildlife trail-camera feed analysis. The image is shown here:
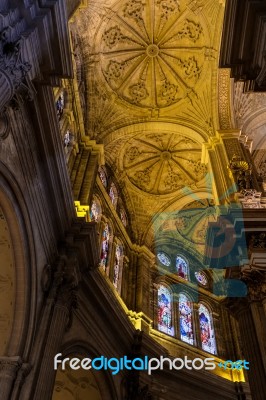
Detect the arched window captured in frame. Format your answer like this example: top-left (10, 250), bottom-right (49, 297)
top-left (100, 223), bottom-right (110, 270)
top-left (113, 244), bottom-right (123, 290)
top-left (120, 207), bottom-right (127, 227)
top-left (109, 182), bottom-right (118, 208)
top-left (98, 167), bottom-right (107, 187)
top-left (176, 255), bottom-right (189, 280)
top-left (198, 303), bottom-right (216, 354)
top-left (90, 196), bottom-right (101, 222)
top-left (179, 293), bottom-right (194, 345)
top-left (56, 91), bottom-right (65, 120)
top-left (195, 271), bottom-right (208, 286)
top-left (157, 252), bottom-right (171, 267)
top-left (157, 285), bottom-right (174, 336)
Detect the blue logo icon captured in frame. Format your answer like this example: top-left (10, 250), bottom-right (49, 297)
top-left (218, 360), bottom-right (249, 370)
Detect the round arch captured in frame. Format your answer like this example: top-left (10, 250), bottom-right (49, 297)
top-left (53, 341), bottom-right (119, 400)
top-left (0, 162), bottom-right (36, 359)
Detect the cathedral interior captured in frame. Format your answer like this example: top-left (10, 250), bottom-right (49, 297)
top-left (0, 0), bottom-right (266, 399)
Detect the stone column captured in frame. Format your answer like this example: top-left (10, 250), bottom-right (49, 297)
top-left (0, 356), bottom-right (22, 400)
top-left (11, 363), bottom-right (31, 400)
top-left (32, 255), bottom-right (79, 400)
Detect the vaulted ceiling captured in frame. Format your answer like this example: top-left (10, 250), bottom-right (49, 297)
top-left (71, 0), bottom-right (226, 246)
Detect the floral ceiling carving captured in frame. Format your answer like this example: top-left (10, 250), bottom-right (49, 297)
top-left (99, 0), bottom-right (208, 108)
top-left (123, 132), bottom-right (207, 194)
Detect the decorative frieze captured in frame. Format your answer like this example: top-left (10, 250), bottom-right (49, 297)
top-left (237, 189), bottom-right (262, 209)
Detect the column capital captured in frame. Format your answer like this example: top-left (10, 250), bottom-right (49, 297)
top-left (0, 28), bottom-right (33, 112)
top-left (241, 265), bottom-right (266, 302)
top-left (42, 254), bottom-right (80, 330)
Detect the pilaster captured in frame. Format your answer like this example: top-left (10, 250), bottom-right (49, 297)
top-left (32, 254), bottom-right (79, 400)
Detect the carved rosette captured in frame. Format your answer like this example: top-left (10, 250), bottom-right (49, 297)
top-left (98, 0), bottom-right (207, 108)
top-left (123, 132), bottom-right (207, 194)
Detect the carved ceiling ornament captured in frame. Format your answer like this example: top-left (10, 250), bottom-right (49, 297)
top-left (97, 0), bottom-right (209, 109)
top-left (241, 265), bottom-right (266, 302)
top-left (122, 131), bottom-right (207, 194)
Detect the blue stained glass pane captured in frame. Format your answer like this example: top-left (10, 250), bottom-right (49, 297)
top-left (199, 304), bottom-right (216, 354)
top-left (179, 294), bottom-right (194, 345)
top-left (176, 256), bottom-right (189, 280)
top-left (195, 271), bottom-right (208, 286)
top-left (113, 245), bottom-right (122, 289)
top-left (99, 168), bottom-right (107, 187)
top-left (157, 252), bottom-right (171, 267)
top-left (109, 183), bottom-right (118, 208)
top-left (158, 286), bottom-right (174, 336)
top-left (90, 198), bottom-right (101, 222)
top-left (100, 223), bottom-right (110, 270)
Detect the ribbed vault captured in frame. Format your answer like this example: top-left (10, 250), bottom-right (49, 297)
top-left (71, 0), bottom-right (226, 245)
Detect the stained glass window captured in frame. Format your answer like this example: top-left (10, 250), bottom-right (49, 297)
top-left (98, 167), bottom-right (107, 187)
top-left (120, 207), bottom-right (127, 227)
top-left (158, 285), bottom-right (174, 336)
top-left (179, 293), bottom-right (194, 345)
top-left (176, 255), bottom-right (189, 280)
top-left (113, 245), bottom-right (123, 290)
top-left (199, 304), bottom-right (216, 354)
top-left (109, 182), bottom-right (118, 208)
top-left (195, 271), bottom-right (208, 286)
top-left (100, 223), bottom-right (110, 270)
top-left (56, 91), bottom-right (64, 120)
top-left (157, 252), bottom-right (171, 267)
top-left (90, 197), bottom-right (101, 222)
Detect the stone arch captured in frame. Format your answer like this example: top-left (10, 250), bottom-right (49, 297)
top-left (0, 162), bottom-right (36, 359)
top-left (52, 342), bottom-right (118, 400)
